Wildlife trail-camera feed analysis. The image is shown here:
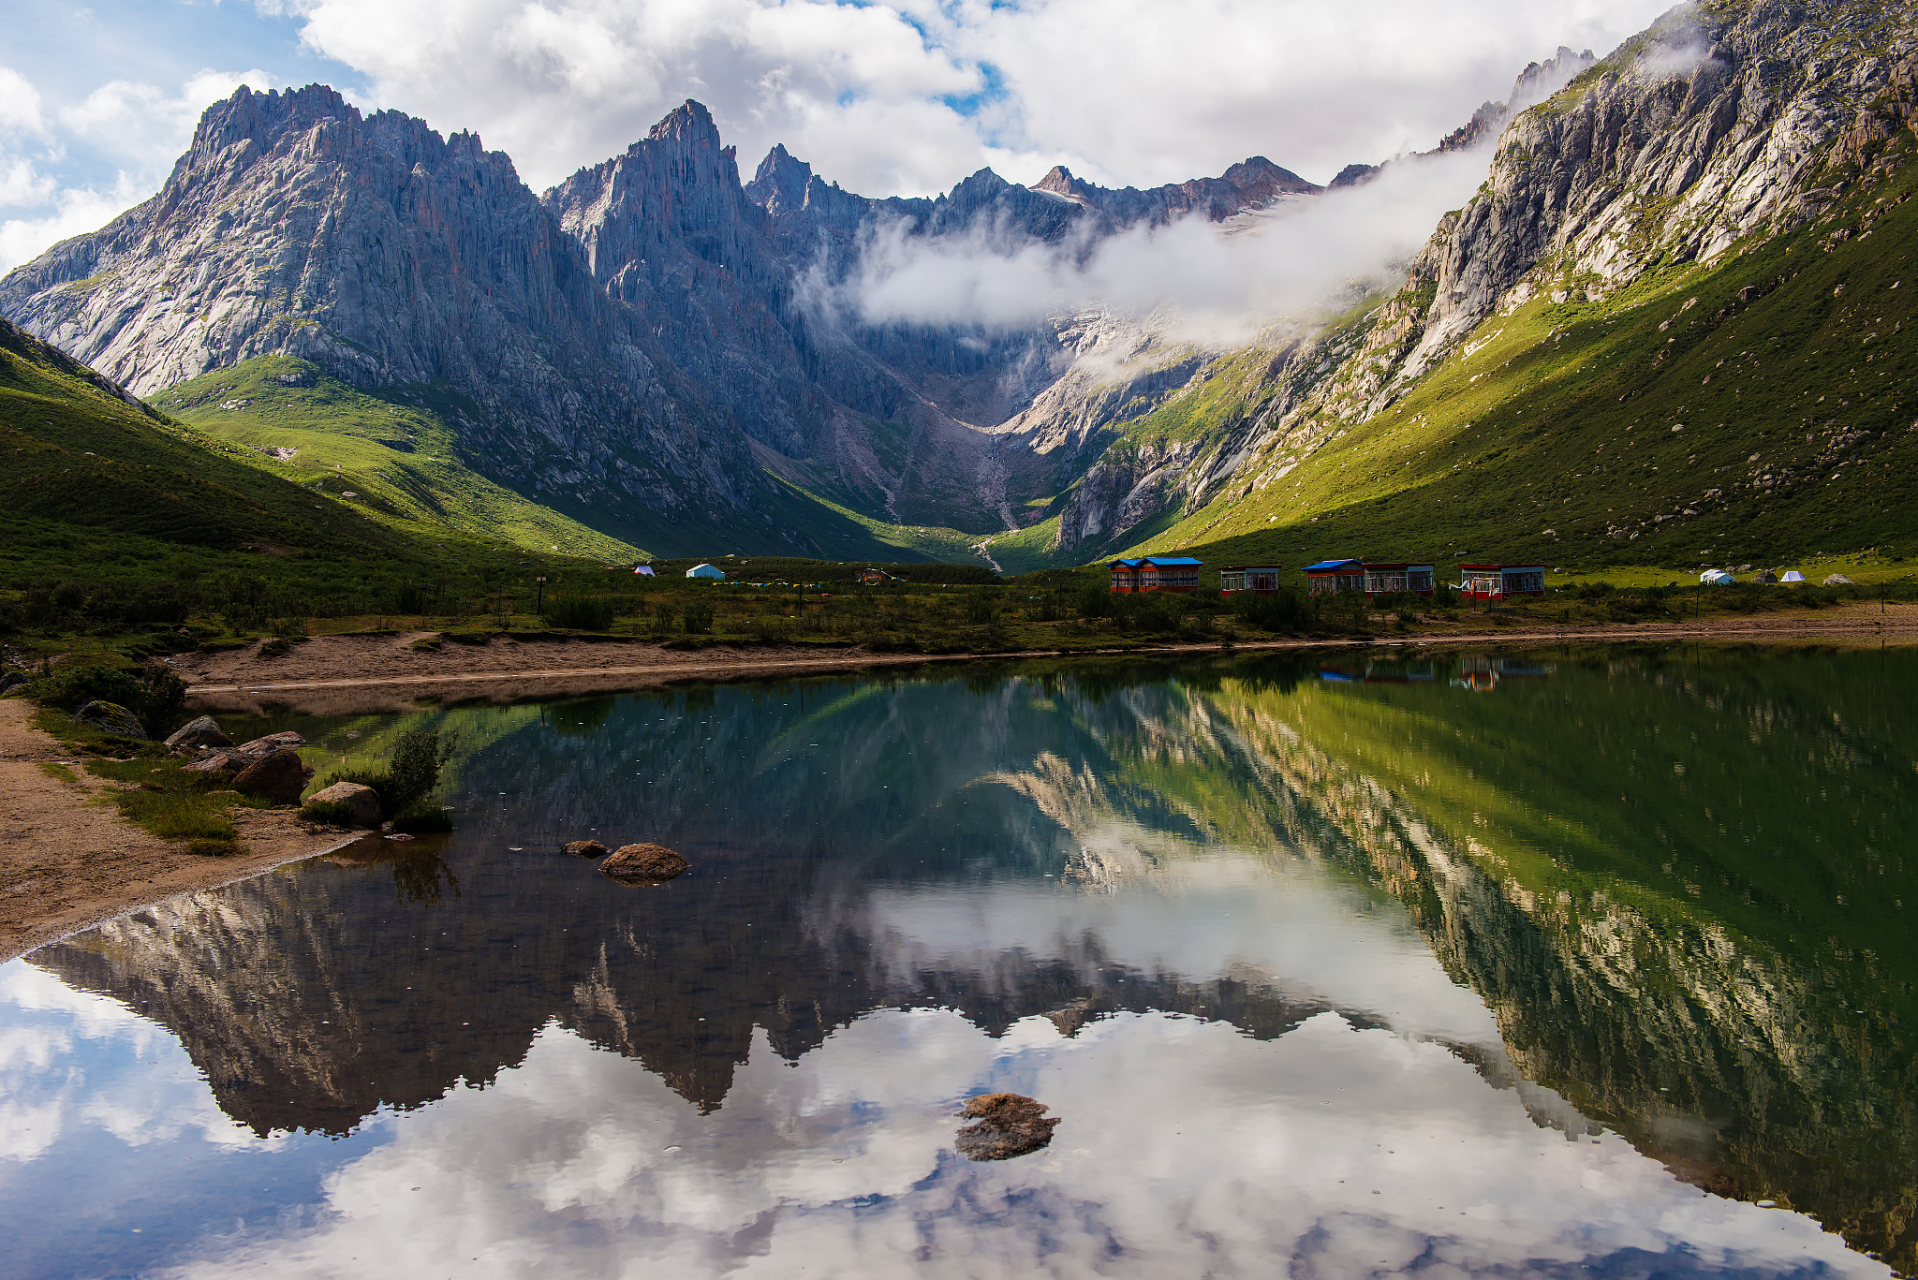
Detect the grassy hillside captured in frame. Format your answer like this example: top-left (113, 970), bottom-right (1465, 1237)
top-left (157, 357), bottom-right (646, 561)
top-left (0, 317), bottom-right (635, 623)
top-left (1120, 148), bottom-right (1918, 576)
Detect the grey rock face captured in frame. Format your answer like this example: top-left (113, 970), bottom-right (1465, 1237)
top-left (0, 86), bottom-right (769, 542)
top-left (165, 715), bottom-right (231, 752)
top-left (72, 699), bottom-right (146, 739)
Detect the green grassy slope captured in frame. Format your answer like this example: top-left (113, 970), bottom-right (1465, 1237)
top-left (1119, 146), bottom-right (1918, 575)
top-left (0, 317), bottom-right (623, 609)
top-left (157, 357), bottom-right (646, 561)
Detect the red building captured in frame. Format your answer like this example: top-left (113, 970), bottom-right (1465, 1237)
top-left (1219, 565), bottom-right (1283, 593)
top-left (1460, 564), bottom-right (1546, 600)
top-left (1109, 556), bottom-right (1204, 593)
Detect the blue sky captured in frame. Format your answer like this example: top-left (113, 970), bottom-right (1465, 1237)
top-left (0, 0), bottom-right (1673, 272)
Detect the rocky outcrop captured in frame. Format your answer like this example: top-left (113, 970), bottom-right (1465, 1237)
top-left (1369, 0), bottom-right (1917, 404)
top-left (0, 86), bottom-right (772, 547)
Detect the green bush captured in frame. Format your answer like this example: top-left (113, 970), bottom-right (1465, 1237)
top-left (544, 596), bottom-right (617, 630)
top-left (681, 601), bottom-right (715, 635)
top-left (1230, 587), bottom-right (1312, 633)
top-left (259, 636), bottom-right (294, 658)
top-left (317, 726), bottom-right (459, 815)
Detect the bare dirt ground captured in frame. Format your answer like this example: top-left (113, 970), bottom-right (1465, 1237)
top-left (0, 699), bottom-right (356, 961)
top-left (169, 604), bottom-right (1918, 715)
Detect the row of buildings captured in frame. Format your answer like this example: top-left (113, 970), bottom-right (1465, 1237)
top-left (1108, 556), bottom-right (1547, 601)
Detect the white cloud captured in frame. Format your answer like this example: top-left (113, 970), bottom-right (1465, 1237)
top-left (273, 0), bottom-right (1672, 196)
top-left (0, 66), bottom-right (276, 272)
top-left (828, 142), bottom-right (1493, 344)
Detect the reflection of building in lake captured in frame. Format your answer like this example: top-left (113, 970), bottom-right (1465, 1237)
top-left (1317, 661), bottom-right (1438, 684)
top-left (1452, 656), bottom-right (1551, 693)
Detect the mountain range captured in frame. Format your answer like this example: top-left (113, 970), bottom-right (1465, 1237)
top-left (2, 0), bottom-right (1915, 570)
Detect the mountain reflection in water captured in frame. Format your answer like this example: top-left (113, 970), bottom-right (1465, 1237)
top-left (4, 648), bottom-right (1914, 1278)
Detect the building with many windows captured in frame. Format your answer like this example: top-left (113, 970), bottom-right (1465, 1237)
top-left (1459, 564), bottom-right (1546, 600)
top-left (1219, 565), bottom-right (1284, 593)
top-left (1109, 557), bottom-right (1204, 593)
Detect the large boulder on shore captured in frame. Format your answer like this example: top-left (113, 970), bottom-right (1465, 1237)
top-left (73, 700), bottom-right (146, 739)
top-left (955, 1093), bottom-right (1060, 1161)
top-left (233, 747), bottom-right (314, 804)
top-left (304, 781), bottom-right (382, 828)
top-left (166, 715), bottom-right (231, 752)
top-left (600, 842), bottom-right (689, 884)
top-left (183, 751), bottom-right (244, 774)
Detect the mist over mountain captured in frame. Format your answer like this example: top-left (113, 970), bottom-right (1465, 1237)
top-left (1, 0), bottom-right (1913, 567)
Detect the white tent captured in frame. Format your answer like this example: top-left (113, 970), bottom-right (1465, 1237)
top-left (633, 564), bottom-right (656, 577)
top-left (686, 563), bottom-right (727, 580)
top-left (1781, 570), bottom-right (1806, 583)
top-left (1699, 569), bottom-right (1736, 586)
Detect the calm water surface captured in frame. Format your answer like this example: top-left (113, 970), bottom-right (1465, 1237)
top-left (4, 647), bottom-right (1916, 1278)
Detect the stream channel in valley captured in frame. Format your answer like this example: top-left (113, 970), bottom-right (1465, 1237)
top-left (3, 646), bottom-right (1915, 1277)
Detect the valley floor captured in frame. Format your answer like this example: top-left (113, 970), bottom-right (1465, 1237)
top-left (0, 699), bottom-right (359, 961)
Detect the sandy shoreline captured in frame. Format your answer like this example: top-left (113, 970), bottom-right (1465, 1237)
top-left (0, 699), bottom-right (367, 962)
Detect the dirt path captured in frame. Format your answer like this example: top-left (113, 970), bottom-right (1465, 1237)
top-left (0, 699), bottom-right (355, 962)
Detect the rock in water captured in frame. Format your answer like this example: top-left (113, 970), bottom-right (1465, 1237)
top-left (955, 1093), bottom-right (1060, 1161)
top-left (234, 730), bottom-right (305, 756)
top-left (305, 781), bottom-right (381, 828)
top-left (232, 747), bottom-right (314, 804)
top-left (600, 842), bottom-right (689, 884)
top-left (563, 839), bottom-right (609, 858)
top-left (166, 715), bottom-right (231, 751)
top-left (72, 700), bottom-right (146, 739)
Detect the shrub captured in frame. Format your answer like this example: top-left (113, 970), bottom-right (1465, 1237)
top-left (1230, 587), bottom-right (1312, 633)
top-left (259, 636), bottom-right (294, 658)
top-left (681, 601), bottom-right (714, 635)
top-left (544, 596), bottom-right (617, 630)
top-left (315, 727), bottom-right (458, 814)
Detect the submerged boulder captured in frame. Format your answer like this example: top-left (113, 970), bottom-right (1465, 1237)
top-left (166, 715), bottom-right (231, 752)
top-left (955, 1093), bottom-right (1060, 1161)
top-left (233, 747), bottom-right (314, 804)
top-left (563, 839), bottom-right (609, 858)
top-left (305, 781), bottom-right (382, 828)
top-left (600, 842), bottom-right (689, 884)
top-left (73, 700), bottom-right (146, 739)
top-left (234, 730), bottom-right (305, 756)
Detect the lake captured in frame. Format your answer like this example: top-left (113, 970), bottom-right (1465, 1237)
top-left (4, 646), bottom-right (1915, 1278)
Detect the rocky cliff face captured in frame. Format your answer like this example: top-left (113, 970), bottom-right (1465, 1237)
top-left (0, 86), bottom-right (782, 549)
top-left (1048, 0), bottom-right (1918, 558)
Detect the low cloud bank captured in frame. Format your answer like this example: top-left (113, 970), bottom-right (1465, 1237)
top-left (827, 143), bottom-right (1497, 348)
